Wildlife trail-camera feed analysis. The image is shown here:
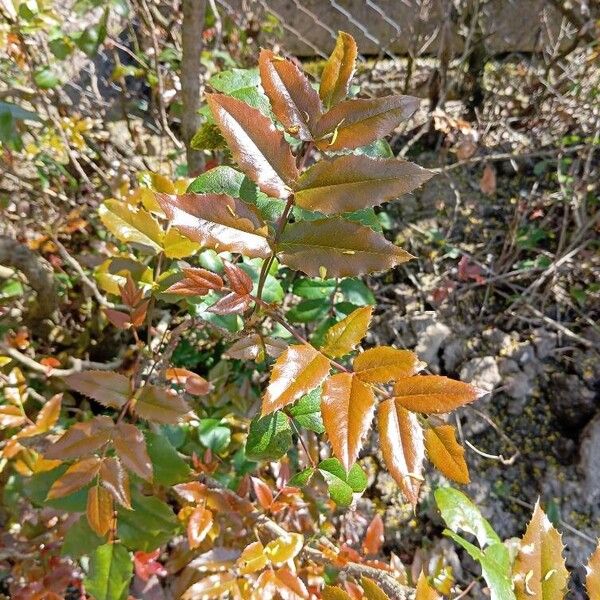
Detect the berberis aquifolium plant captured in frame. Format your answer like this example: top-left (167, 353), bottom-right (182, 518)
top-left (4, 30), bottom-right (596, 600)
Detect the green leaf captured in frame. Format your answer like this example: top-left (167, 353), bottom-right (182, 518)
top-left (85, 543), bottom-right (133, 600)
top-left (209, 68), bottom-right (260, 93)
top-left (318, 458), bottom-right (367, 507)
top-left (145, 430), bottom-right (191, 486)
top-left (245, 412), bottom-right (293, 460)
top-left (288, 388), bottom-right (325, 433)
top-left (444, 531), bottom-right (515, 600)
top-left (0, 101), bottom-right (41, 122)
top-left (355, 138), bottom-right (394, 158)
top-left (75, 8), bottom-right (108, 56)
top-left (49, 36), bottom-right (73, 59)
top-left (340, 278), bottom-right (375, 306)
top-left (238, 260), bottom-right (283, 303)
top-left (435, 487), bottom-right (501, 548)
top-left (198, 418), bottom-right (231, 453)
top-left (23, 465), bottom-right (89, 512)
top-left (187, 165), bottom-right (284, 222)
top-left (34, 67), bottom-right (61, 89)
top-left (289, 467), bottom-right (315, 487)
top-left (62, 515), bottom-right (104, 559)
top-left (117, 492), bottom-right (179, 551)
top-left (286, 298), bottom-right (330, 324)
top-left (293, 278), bottom-right (336, 300)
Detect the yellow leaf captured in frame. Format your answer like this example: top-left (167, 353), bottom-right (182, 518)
top-left (17, 393), bottom-right (62, 438)
top-left (188, 506), bottom-right (213, 549)
top-left (237, 541), bottom-right (268, 575)
top-left (415, 572), bottom-right (441, 600)
top-left (162, 227), bottom-right (201, 259)
top-left (99, 199), bottom-right (164, 253)
top-left (150, 172), bottom-right (176, 193)
top-left (181, 573), bottom-right (237, 600)
top-left (361, 576), bottom-right (392, 600)
top-left (87, 485), bottom-right (113, 537)
top-left (264, 532), bottom-right (304, 565)
top-left (262, 344), bottom-right (330, 416)
top-left (586, 542), bottom-right (600, 600)
top-left (424, 424), bottom-right (470, 484)
top-left (513, 502), bottom-right (569, 599)
top-left (0, 356), bottom-right (11, 367)
top-left (353, 347), bottom-right (421, 384)
top-left (322, 586), bottom-right (353, 600)
top-left (321, 306), bottom-right (372, 358)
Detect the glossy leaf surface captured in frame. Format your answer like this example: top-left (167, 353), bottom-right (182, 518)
top-left (63, 371), bottom-right (130, 410)
top-left (262, 344), bottom-right (330, 415)
top-left (315, 95), bottom-right (419, 151)
top-left (134, 385), bottom-right (191, 424)
top-left (295, 155), bottom-right (432, 214)
top-left (353, 347), bottom-right (420, 384)
top-left (321, 306), bottom-right (372, 358)
top-left (319, 31), bottom-right (357, 108)
top-left (378, 399), bottom-right (424, 505)
top-left (207, 93), bottom-right (298, 197)
top-left (277, 218), bottom-right (413, 277)
top-left (157, 192), bottom-right (271, 259)
top-left (321, 373), bottom-right (376, 470)
top-left (85, 542), bottom-right (133, 600)
top-left (113, 422), bottom-right (153, 481)
top-left (425, 424), bottom-right (470, 484)
top-left (259, 49), bottom-right (322, 140)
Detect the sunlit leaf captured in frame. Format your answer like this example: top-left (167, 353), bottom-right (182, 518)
top-left (251, 476), bottom-right (273, 510)
top-left (0, 405), bottom-right (27, 428)
top-left (134, 385), bottom-right (191, 424)
top-left (188, 506), bottom-right (213, 549)
top-left (87, 485), bottom-right (113, 537)
top-left (223, 261), bottom-right (253, 295)
top-left (321, 306), bottom-right (372, 358)
top-left (181, 573), bottom-right (237, 600)
top-left (321, 373), bottom-right (376, 470)
top-left (207, 93), bottom-right (298, 197)
top-left (259, 49), bottom-right (322, 140)
top-left (315, 95), bottom-right (419, 151)
top-left (424, 424), bottom-right (470, 484)
top-left (237, 541), bottom-right (268, 574)
top-left (586, 542), bottom-right (600, 600)
top-left (45, 416), bottom-right (114, 460)
top-left (274, 566), bottom-right (309, 598)
top-left (393, 376), bottom-right (483, 414)
top-left (99, 199), bottom-right (163, 253)
top-left (415, 572), bottom-right (441, 600)
top-left (262, 344), bottom-right (330, 415)
top-left (156, 192), bottom-right (271, 258)
top-left (162, 227), bottom-right (201, 258)
top-left (295, 155), bottom-right (432, 214)
top-left (319, 31), bottom-right (357, 109)
top-left (100, 457), bottom-right (131, 508)
top-left (113, 422), bottom-right (153, 481)
top-left (361, 576), bottom-right (392, 600)
top-left (47, 457), bottom-right (102, 500)
top-left (63, 371), bottom-right (130, 410)
top-left (85, 542), bottom-right (132, 600)
top-left (513, 502), bottom-right (568, 599)
top-left (246, 412), bottom-right (292, 460)
top-left (377, 399), bottom-right (424, 505)
top-left (277, 218), bottom-right (413, 277)
top-left (264, 532), bottom-right (304, 565)
top-left (323, 586), bottom-right (353, 600)
top-left (353, 347), bottom-right (420, 384)
top-left (363, 513), bottom-right (384, 556)
top-left (226, 333), bottom-right (287, 361)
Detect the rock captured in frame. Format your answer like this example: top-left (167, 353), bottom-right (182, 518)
top-left (579, 414), bottom-right (600, 502)
top-left (549, 373), bottom-right (597, 430)
top-left (443, 338), bottom-right (468, 373)
top-left (460, 356), bottom-right (501, 393)
top-left (482, 328), bottom-right (513, 355)
top-left (531, 328), bottom-right (557, 360)
top-left (413, 318), bottom-right (451, 370)
top-left (504, 372), bottom-right (534, 400)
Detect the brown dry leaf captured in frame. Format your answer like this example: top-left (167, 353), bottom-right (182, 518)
top-left (134, 385), bottom-right (191, 424)
top-left (86, 485), bottom-right (113, 537)
top-left (156, 192), bottom-right (271, 259)
top-left (295, 155), bottom-right (432, 214)
top-left (455, 137), bottom-right (477, 161)
top-left (586, 542), bottom-right (600, 600)
top-left (363, 513), bottom-right (384, 556)
top-left (99, 456), bottom-right (131, 508)
top-left (479, 163), bottom-right (496, 196)
top-left (207, 93), bottom-right (298, 197)
top-left (262, 344), bottom-right (330, 415)
top-left (188, 506), bottom-right (213, 549)
top-left (113, 422), bottom-right (153, 481)
top-left (377, 399), bottom-right (424, 505)
top-left (424, 424), bottom-right (470, 484)
top-left (47, 457), bottom-right (102, 499)
top-left (512, 501), bottom-right (569, 599)
top-left (259, 49), bottom-right (322, 140)
top-left (353, 347), bottom-right (421, 384)
top-left (277, 218), bottom-right (413, 278)
top-left (319, 31), bottom-right (357, 109)
top-left (321, 306), bottom-right (373, 358)
top-left (321, 373), bottom-right (376, 471)
top-left (393, 376), bottom-right (483, 414)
